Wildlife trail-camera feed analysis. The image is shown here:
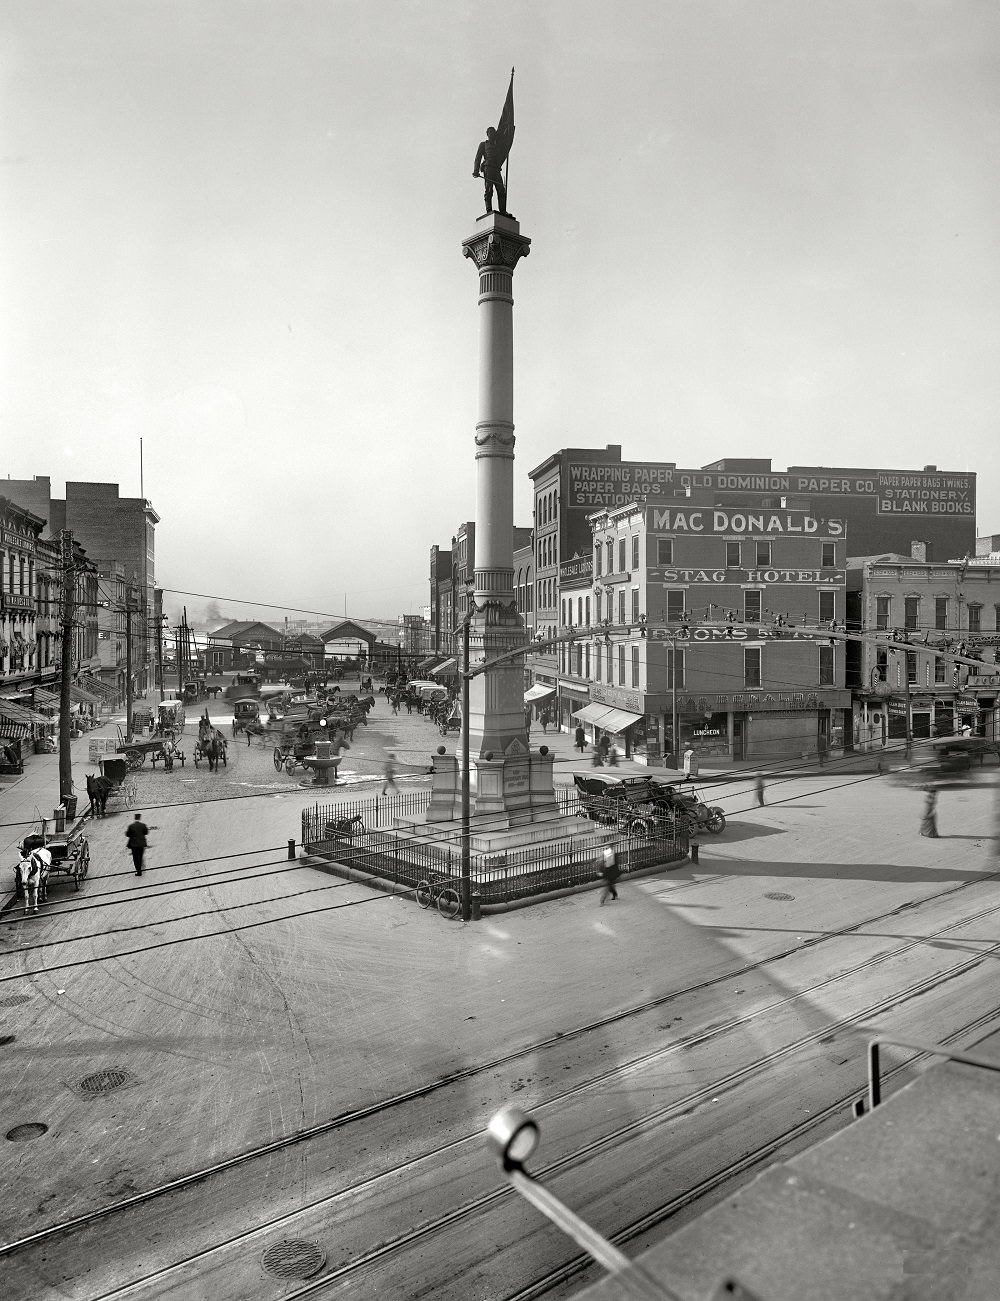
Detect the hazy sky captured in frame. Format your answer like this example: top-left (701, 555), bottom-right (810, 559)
top-left (3, 1), bottom-right (998, 627)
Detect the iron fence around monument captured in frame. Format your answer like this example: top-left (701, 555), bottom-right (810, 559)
top-left (300, 790), bottom-right (688, 909)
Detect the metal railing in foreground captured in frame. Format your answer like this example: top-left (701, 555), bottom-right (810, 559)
top-left (486, 1106), bottom-right (764, 1300)
top-left (301, 792), bottom-right (688, 908)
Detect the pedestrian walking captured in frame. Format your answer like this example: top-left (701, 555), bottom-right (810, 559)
top-left (382, 752), bottom-right (399, 797)
top-left (575, 724), bottom-right (586, 753)
top-left (599, 843), bottom-right (620, 905)
top-left (920, 786), bottom-right (939, 838)
top-left (540, 709), bottom-right (549, 734)
top-left (591, 744), bottom-right (604, 767)
top-left (608, 745), bottom-right (619, 767)
top-left (755, 772), bottom-right (766, 806)
top-left (126, 813), bottom-right (152, 875)
top-left (683, 746), bottom-right (699, 779)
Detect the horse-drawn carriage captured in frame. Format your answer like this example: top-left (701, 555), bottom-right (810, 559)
top-left (87, 755), bottom-right (138, 815)
top-left (15, 822), bottom-right (90, 903)
top-left (194, 723), bottom-right (228, 769)
top-left (115, 723), bottom-right (183, 770)
top-left (232, 698), bottom-right (261, 736)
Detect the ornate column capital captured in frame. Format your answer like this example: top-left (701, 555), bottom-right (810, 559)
top-left (462, 228), bottom-right (531, 273)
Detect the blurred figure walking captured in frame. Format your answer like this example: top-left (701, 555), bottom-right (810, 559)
top-left (599, 844), bottom-right (620, 905)
top-left (920, 786), bottom-right (939, 838)
top-left (755, 773), bottom-right (766, 806)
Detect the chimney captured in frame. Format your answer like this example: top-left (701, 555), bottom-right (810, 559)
top-left (910, 540), bottom-right (929, 562)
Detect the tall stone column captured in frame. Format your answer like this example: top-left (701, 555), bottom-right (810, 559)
top-left (460, 212), bottom-right (532, 777)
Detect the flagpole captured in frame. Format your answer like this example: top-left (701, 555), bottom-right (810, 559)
top-left (505, 67), bottom-right (513, 200)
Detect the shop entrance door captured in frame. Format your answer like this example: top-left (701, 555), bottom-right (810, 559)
top-left (732, 713), bottom-right (746, 761)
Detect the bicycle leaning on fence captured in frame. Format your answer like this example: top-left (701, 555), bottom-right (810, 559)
top-left (415, 873), bottom-right (462, 920)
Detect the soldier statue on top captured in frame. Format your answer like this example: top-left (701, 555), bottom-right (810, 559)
top-left (473, 70), bottom-right (515, 217)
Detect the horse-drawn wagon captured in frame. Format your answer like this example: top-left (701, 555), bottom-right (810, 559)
top-left (15, 823), bottom-right (90, 902)
top-left (232, 698), bottom-right (261, 737)
top-left (88, 756), bottom-right (138, 815)
top-left (194, 722), bottom-right (228, 769)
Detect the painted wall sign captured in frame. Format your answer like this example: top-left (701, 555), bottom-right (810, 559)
top-left (647, 507), bottom-right (844, 537)
top-left (648, 626), bottom-right (824, 643)
top-left (568, 461), bottom-right (677, 508)
top-left (652, 567), bottom-right (846, 586)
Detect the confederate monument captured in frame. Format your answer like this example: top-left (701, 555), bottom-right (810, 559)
top-left (426, 72), bottom-right (558, 826)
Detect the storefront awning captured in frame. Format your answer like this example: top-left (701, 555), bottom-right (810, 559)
top-left (0, 699), bottom-right (47, 726)
top-left (571, 702), bottom-right (643, 733)
top-left (69, 683), bottom-right (100, 705)
top-left (524, 684), bottom-right (555, 702)
top-left (81, 677), bottom-right (116, 700)
top-left (0, 719), bottom-right (29, 740)
top-left (415, 656), bottom-right (439, 671)
top-left (597, 706), bottom-right (643, 734)
top-left (33, 687), bottom-right (60, 710)
top-left (572, 703), bottom-right (612, 726)
top-left (430, 658), bottom-right (457, 676)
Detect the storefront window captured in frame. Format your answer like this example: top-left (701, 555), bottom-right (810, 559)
top-left (683, 711), bottom-right (728, 758)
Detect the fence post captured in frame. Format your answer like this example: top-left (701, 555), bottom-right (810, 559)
top-left (287, 838), bottom-right (296, 860)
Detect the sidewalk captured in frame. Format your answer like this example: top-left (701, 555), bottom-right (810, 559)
top-left (0, 701), bottom-right (133, 863)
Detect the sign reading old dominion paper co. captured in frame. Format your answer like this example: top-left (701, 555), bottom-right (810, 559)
top-left (564, 458), bottom-right (976, 558)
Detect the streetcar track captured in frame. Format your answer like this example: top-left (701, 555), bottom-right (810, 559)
top-left (504, 1004), bottom-right (1000, 1301)
top-left (266, 957), bottom-right (1000, 1300)
top-left (5, 867), bottom-right (998, 1265)
top-left (79, 923), bottom-right (1000, 1298)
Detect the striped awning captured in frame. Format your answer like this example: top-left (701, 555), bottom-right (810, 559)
top-left (0, 718), bottom-right (29, 740)
top-left (0, 699), bottom-right (47, 727)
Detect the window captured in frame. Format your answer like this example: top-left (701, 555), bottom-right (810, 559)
top-left (726, 542), bottom-right (741, 568)
top-left (618, 590), bottom-right (626, 624)
top-left (561, 598), bottom-right (567, 626)
top-left (618, 644), bottom-right (625, 685)
top-left (631, 646), bottom-right (639, 687)
top-left (819, 646), bottom-right (834, 685)
top-left (631, 588), bottom-right (639, 624)
top-left (666, 590), bottom-right (685, 621)
top-left (618, 539), bottom-right (626, 573)
top-left (968, 604), bottom-right (982, 633)
top-left (631, 535), bottom-right (640, 569)
top-left (821, 542), bottom-right (836, 568)
top-left (657, 539), bottom-right (673, 566)
top-left (606, 540), bottom-right (614, 573)
top-left (935, 597), bottom-right (949, 631)
top-left (595, 592), bottom-right (602, 624)
top-left (819, 590), bottom-right (835, 623)
top-left (995, 604), bottom-right (1000, 632)
top-left (904, 596), bottom-right (919, 632)
top-left (577, 597), bottom-right (583, 625)
top-left (875, 648), bottom-right (888, 681)
top-left (585, 596), bottom-right (590, 625)
top-left (594, 545), bottom-right (602, 578)
top-left (935, 655), bottom-right (947, 684)
top-left (595, 643), bottom-right (601, 681)
top-left (576, 644), bottom-right (583, 676)
top-left (907, 651), bottom-right (918, 684)
top-left (744, 648), bottom-right (762, 688)
top-left (755, 541), bottom-right (771, 567)
top-left (585, 644), bottom-right (590, 678)
top-left (744, 590), bottom-right (762, 623)
top-left (606, 643), bottom-right (613, 682)
top-left (876, 595), bottom-right (890, 630)
top-left (667, 647), bottom-right (685, 690)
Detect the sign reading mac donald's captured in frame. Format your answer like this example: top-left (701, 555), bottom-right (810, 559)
top-left (647, 506), bottom-right (844, 537)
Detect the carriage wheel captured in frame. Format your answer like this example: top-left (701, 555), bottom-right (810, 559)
top-left (125, 749), bottom-right (144, 770)
top-left (124, 780), bottom-right (136, 809)
top-left (285, 757), bottom-right (296, 775)
top-left (273, 748), bottom-right (283, 771)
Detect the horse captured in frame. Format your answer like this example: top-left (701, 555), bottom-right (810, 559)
top-left (205, 732), bottom-right (226, 772)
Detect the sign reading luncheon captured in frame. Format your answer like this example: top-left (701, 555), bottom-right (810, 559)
top-left (648, 507), bottom-right (843, 537)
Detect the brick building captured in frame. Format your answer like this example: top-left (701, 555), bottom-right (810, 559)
top-left (567, 500), bottom-right (851, 765)
top-left (5, 477), bottom-right (159, 694)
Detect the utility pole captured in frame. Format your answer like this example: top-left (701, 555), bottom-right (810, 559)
top-left (154, 614), bottom-right (165, 702)
top-left (460, 615), bottom-right (471, 922)
top-left (58, 529), bottom-right (75, 809)
top-left (125, 584), bottom-right (136, 739)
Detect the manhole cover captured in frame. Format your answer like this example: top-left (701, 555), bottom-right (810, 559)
top-left (765, 891), bottom-right (794, 901)
top-left (7, 1122), bottom-right (48, 1142)
top-left (261, 1240), bottom-right (326, 1280)
top-left (79, 1068), bottom-right (131, 1094)
top-left (0, 995), bottom-right (30, 1008)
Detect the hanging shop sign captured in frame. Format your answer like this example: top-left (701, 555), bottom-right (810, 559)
top-left (648, 626), bottom-right (824, 643)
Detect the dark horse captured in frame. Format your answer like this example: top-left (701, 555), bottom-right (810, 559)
top-left (205, 734), bottom-right (225, 772)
